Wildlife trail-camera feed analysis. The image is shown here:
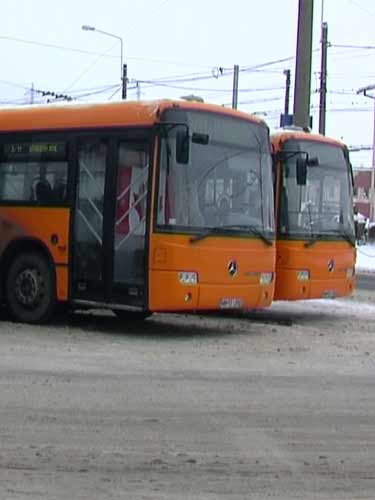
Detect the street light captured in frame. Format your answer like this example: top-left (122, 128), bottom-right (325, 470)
top-left (81, 24), bottom-right (126, 99)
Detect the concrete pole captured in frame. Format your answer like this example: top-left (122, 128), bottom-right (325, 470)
top-left (122, 64), bottom-right (127, 100)
top-left (371, 99), bottom-right (375, 220)
top-left (283, 69), bottom-right (291, 116)
top-left (319, 22), bottom-right (328, 135)
top-left (232, 65), bottom-right (239, 110)
top-left (293, 0), bottom-right (314, 128)
top-left (30, 83), bottom-right (34, 104)
top-left (136, 81), bottom-right (141, 101)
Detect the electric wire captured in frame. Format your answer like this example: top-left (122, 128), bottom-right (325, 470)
top-left (347, 0), bottom-right (375, 16)
top-left (0, 34), bottom-right (118, 58)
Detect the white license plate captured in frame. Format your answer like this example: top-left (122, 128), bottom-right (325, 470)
top-left (219, 298), bottom-right (244, 309)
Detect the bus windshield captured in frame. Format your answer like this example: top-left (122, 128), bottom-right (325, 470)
top-left (279, 139), bottom-right (355, 240)
top-left (156, 109), bottom-right (274, 239)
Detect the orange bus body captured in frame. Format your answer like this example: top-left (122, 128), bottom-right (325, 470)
top-left (0, 100), bottom-right (275, 322)
top-left (0, 206), bottom-right (70, 301)
top-left (272, 129), bottom-right (356, 301)
top-left (149, 234), bottom-right (274, 311)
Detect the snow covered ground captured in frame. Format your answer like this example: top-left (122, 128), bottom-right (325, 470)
top-left (356, 242), bottom-right (375, 273)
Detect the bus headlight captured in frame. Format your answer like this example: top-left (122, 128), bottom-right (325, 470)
top-left (346, 267), bottom-right (355, 278)
top-left (297, 270), bottom-right (310, 281)
top-left (260, 272), bottom-right (273, 285)
top-left (179, 272), bottom-right (198, 285)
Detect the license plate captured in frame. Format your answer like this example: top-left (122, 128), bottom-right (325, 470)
top-left (219, 298), bottom-right (244, 309)
top-left (322, 290), bottom-right (336, 299)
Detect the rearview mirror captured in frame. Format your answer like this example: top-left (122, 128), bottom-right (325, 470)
top-left (296, 157), bottom-right (307, 185)
top-left (176, 128), bottom-right (190, 164)
top-left (307, 156), bottom-right (319, 167)
top-left (192, 132), bottom-right (209, 145)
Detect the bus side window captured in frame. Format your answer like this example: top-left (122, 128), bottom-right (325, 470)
top-left (0, 140), bottom-right (68, 204)
top-left (33, 178), bottom-right (53, 202)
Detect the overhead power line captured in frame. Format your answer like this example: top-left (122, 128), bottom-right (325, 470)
top-left (138, 54), bottom-right (300, 88)
top-left (223, 96), bottom-right (284, 107)
top-left (0, 33), bottom-right (212, 70)
top-left (0, 34), bottom-right (118, 58)
top-left (0, 79), bottom-right (30, 91)
top-left (73, 85), bottom-right (121, 99)
top-left (32, 88), bottom-right (74, 102)
top-left (331, 43), bottom-right (375, 50)
top-left (347, 0), bottom-right (375, 16)
top-left (137, 79), bottom-right (285, 93)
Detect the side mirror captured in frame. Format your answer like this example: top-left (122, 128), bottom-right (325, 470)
top-left (307, 156), bottom-right (319, 167)
top-left (296, 157), bottom-right (307, 185)
top-left (176, 128), bottom-right (190, 164)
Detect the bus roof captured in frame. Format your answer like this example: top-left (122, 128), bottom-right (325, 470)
top-left (271, 127), bottom-right (346, 151)
top-left (0, 99), bottom-right (266, 133)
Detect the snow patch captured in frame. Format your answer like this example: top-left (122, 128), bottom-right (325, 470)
top-left (356, 242), bottom-right (375, 273)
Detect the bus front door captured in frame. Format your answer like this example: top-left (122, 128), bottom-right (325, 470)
top-left (72, 138), bottom-right (149, 309)
top-left (112, 141), bottom-right (149, 307)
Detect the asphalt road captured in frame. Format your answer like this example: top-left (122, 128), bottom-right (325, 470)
top-left (1, 295), bottom-right (375, 499)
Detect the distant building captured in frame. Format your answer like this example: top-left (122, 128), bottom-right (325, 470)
top-left (353, 168), bottom-right (373, 219)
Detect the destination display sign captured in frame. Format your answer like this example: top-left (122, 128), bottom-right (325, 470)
top-left (2, 142), bottom-right (67, 161)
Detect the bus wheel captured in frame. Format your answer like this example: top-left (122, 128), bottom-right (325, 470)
top-left (6, 252), bottom-right (56, 324)
top-left (113, 310), bottom-right (151, 321)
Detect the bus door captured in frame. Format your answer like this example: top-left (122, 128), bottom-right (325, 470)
top-left (112, 141), bottom-right (149, 306)
top-left (72, 138), bottom-right (149, 308)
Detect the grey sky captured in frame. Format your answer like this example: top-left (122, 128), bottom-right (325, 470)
top-left (1, 0), bottom-right (375, 165)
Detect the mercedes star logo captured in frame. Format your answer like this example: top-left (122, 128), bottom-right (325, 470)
top-left (228, 260), bottom-right (238, 277)
top-left (328, 259), bottom-right (335, 272)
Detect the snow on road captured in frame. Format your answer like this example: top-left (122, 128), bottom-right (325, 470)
top-left (356, 242), bottom-right (375, 273)
top-left (270, 295), bottom-right (375, 319)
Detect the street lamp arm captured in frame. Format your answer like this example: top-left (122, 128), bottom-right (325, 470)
top-left (357, 84), bottom-right (375, 99)
top-left (92, 28), bottom-right (122, 44)
top-left (81, 25), bottom-right (123, 76)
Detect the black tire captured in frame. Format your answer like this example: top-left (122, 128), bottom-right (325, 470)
top-left (113, 310), bottom-right (151, 321)
top-left (6, 252), bottom-right (56, 324)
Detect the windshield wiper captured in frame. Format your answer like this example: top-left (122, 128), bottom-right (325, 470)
top-left (228, 225), bottom-right (274, 246)
top-left (190, 225), bottom-right (273, 246)
top-left (333, 229), bottom-right (356, 247)
top-left (190, 226), bottom-right (234, 244)
top-left (304, 233), bottom-right (324, 248)
top-left (304, 230), bottom-right (355, 248)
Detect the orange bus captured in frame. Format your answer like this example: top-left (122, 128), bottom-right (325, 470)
top-left (0, 100), bottom-right (275, 323)
top-left (272, 127), bottom-right (356, 301)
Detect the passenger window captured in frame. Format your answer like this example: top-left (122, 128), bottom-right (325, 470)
top-left (0, 140), bottom-right (68, 203)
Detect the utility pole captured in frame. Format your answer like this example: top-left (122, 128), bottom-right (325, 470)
top-left (30, 83), bottom-right (34, 104)
top-left (357, 84), bottom-right (375, 221)
top-left (293, 0), bottom-right (314, 128)
top-left (232, 64), bottom-right (239, 110)
top-left (370, 98), bottom-right (375, 222)
top-left (371, 98), bottom-right (375, 221)
top-left (136, 81), bottom-right (141, 101)
top-left (319, 22), bottom-right (328, 135)
top-left (283, 69), bottom-right (291, 115)
top-left (122, 64), bottom-right (127, 100)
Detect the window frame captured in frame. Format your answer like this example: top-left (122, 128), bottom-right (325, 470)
top-left (153, 109), bottom-right (274, 238)
top-left (277, 138), bottom-right (355, 240)
top-left (0, 132), bottom-right (72, 207)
